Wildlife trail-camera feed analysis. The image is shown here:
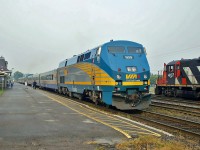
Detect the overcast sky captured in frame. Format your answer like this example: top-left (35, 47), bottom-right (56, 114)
top-left (0, 0), bottom-right (200, 74)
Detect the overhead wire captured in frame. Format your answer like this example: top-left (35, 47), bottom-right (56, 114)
top-left (148, 45), bottom-right (200, 58)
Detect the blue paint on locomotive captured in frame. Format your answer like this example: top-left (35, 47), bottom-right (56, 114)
top-left (23, 40), bottom-right (151, 110)
top-left (98, 40), bottom-right (150, 83)
top-left (95, 41), bottom-right (150, 106)
top-left (57, 40), bottom-right (151, 110)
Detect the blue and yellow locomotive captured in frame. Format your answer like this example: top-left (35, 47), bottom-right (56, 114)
top-left (18, 40), bottom-right (151, 110)
top-left (57, 40), bottom-right (151, 110)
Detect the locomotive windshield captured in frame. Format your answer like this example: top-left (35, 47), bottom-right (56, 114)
top-left (108, 46), bottom-right (125, 53)
top-left (127, 47), bottom-right (143, 54)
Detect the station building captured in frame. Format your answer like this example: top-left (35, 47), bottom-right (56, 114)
top-left (0, 56), bottom-right (12, 89)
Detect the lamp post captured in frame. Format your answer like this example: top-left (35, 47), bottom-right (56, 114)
top-left (0, 69), bottom-right (4, 92)
top-left (2, 76), bottom-right (4, 92)
top-left (11, 68), bottom-right (14, 82)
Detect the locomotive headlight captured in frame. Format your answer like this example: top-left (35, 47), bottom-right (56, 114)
top-left (144, 74), bottom-right (147, 79)
top-left (131, 67), bottom-right (137, 72)
top-left (117, 74), bottom-right (121, 79)
top-left (127, 67), bottom-right (132, 72)
top-left (127, 66), bottom-right (137, 72)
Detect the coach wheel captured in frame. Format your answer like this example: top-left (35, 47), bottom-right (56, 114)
top-left (62, 88), bottom-right (67, 95)
top-left (78, 94), bottom-right (83, 100)
top-left (105, 104), bottom-right (110, 108)
top-left (196, 92), bottom-right (200, 99)
top-left (164, 90), bottom-right (168, 96)
top-left (174, 90), bottom-right (177, 97)
top-left (58, 87), bottom-right (62, 94)
top-left (155, 87), bottom-right (161, 95)
top-left (95, 99), bottom-right (98, 105)
top-left (69, 92), bottom-right (73, 97)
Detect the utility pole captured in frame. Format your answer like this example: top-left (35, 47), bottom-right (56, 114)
top-left (0, 76), bottom-right (3, 92)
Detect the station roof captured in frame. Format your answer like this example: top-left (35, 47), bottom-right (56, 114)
top-left (0, 56), bottom-right (11, 74)
top-left (0, 71), bottom-right (8, 77)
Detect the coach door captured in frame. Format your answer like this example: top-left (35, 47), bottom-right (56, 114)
top-left (91, 47), bottom-right (101, 87)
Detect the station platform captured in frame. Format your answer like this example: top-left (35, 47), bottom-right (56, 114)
top-left (0, 83), bottom-right (172, 149)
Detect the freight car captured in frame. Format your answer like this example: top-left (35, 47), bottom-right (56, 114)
top-left (155, 57), bottom-right (200, 99)
top-left (19, 40), bottom-right (151, 110)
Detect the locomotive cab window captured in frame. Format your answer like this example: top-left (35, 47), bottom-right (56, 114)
top-left (128, 47), bottom-right (143, 54)
top-left (168, 65), bottom-right (174, 72)
top-left (108, 46), bottom-right (125, 53)
top-left (176, 65), bottom-right (180, 70)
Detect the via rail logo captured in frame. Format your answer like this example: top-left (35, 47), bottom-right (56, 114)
top-left (126, 74), bottom-right (137, 80)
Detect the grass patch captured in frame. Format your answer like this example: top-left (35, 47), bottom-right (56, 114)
top-left (149, 87), bottom-right (155, 94)
top-left (0, 89), bottom-right (3, 96)
top-left (115, 135), bottom-right (193, 150)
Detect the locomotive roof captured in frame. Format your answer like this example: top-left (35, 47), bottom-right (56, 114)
top-left (58, 40), bottom-right (143, 68)
top-left (167, 60), bottom-right (179, 65)
top-left (167, 57), bottom-right (200, 65)
top-left (103, 40), bottom-right (143, 46)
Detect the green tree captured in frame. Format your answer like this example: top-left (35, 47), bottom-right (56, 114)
top-left (14, 71), bottom-right (23, 80)
top-left (150, 73), bottom-right (159, 85)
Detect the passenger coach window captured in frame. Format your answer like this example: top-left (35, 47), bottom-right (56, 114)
top-left (77, 56), bottom-right (80, 63)
top-left (108, 46), bottom-right (125, 53)
top-left (60, 76), bottom-right (65, 83)
top-left (128, 47), bottom-right (143, 53)
top-left (77, 54), bottom-right (84, 62)
top-left (80, 54), bottom-right (84, 61)
top-left (65, 61), bottom-right (67, 66)
top-left (84, 52), bottom-right (91, 60)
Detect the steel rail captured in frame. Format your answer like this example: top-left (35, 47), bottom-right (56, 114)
top-left (134, 110), bottom-right (200, 138)
top-left (150, 103), bottom-right (200, 117)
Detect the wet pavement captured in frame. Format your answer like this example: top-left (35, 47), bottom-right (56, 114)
top-left (0, 84), bottom-right (124, 150)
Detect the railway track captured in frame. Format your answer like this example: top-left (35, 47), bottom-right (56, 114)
top-left (132, 110), bottom-right (200, 139)
top-left (150, 101), bottom-right (200, 118)
top-left (151, 95), bottom-right (200, 118)
top-left (40, 89), bottom-right (200, 139)
top-left (152, 95), bottom-right (200, 107)
top-left (40, 91), bottom-right (165, 138)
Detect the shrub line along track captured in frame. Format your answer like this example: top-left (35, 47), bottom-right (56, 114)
top-left (39, 91), bottom-right (173, 139)
top-left (133, 110), bottom-right (200, 139)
